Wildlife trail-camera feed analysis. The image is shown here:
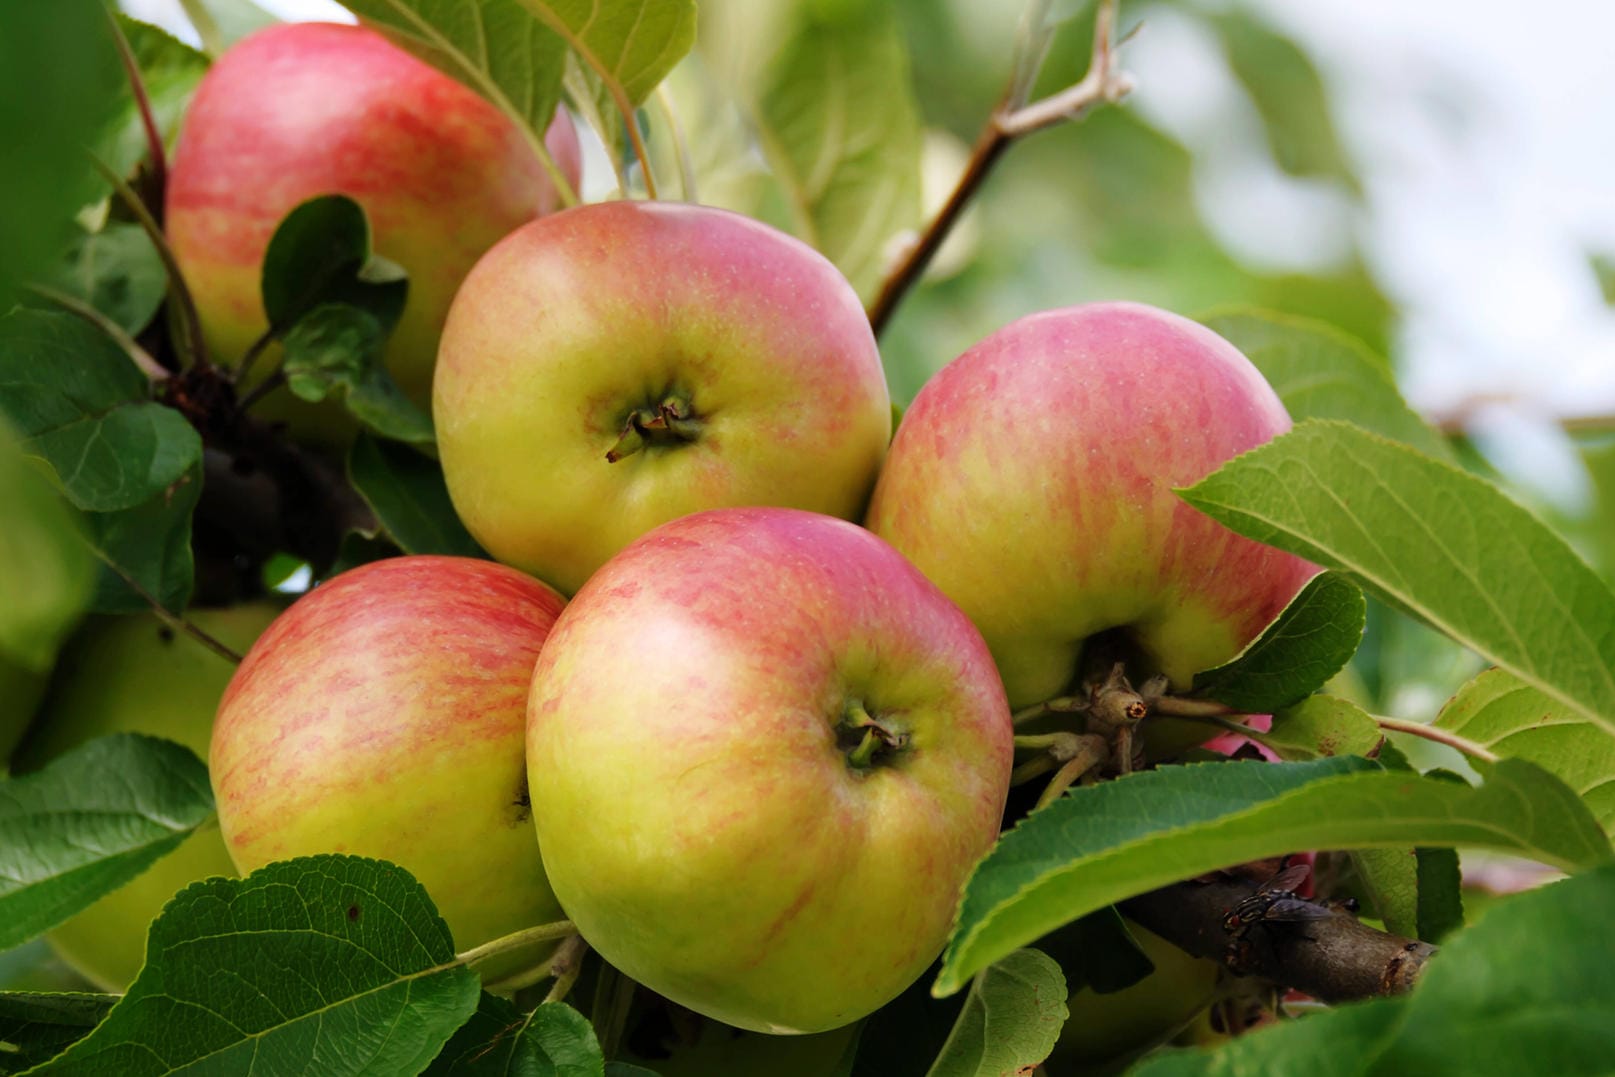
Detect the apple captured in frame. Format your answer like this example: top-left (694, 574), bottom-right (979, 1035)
top-left (11, 603), bottom-right (282, 990)
top-left (865, 302), bottom-right (1317, 711)
top-left (210, 556), bottom-right (567, 981)
top-left (526, 508), bottom-right (1014, 1034)
top-left (1042, 920), bottom-right (1222, 1070)
top-left (165, 22), bottom-right (582, 432)
top-left (0, 651), bottom-right (47, 768)
top-left (433, 201), bottom-right (892, 595)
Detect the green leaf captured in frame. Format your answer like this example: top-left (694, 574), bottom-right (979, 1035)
top-left (847, 961), bottom-right (969, 1077)
top-left (336, 0), bottom-right (569, 163)
top-left (564, 50), bottom-right (624, 174)
top-left (80, 462), bottom-right (201, 614)
top-left (1132, 864), bottom-right (1615, 1076)
top-left (519, 0), bottom-right (696, 108)
top-left (1199, 308), bottom-right (1450, 460)
top-left (1415, 845), bottom-right (1463, 943)
top-left (707, 1), bottom-right (923, 300)
top-left (1350, 845), bottom-right (1421, 938)
top-left (1035, 906), bottom-right (1153, 995)
top-left (178, 0), bottom-right (280, 56)
top-left (428, 996), bottom-right (605, 1075)
top-left (349, 434), bottom-right (483, 557)
top-left (0, 309), bottom-right (201, 513)
top-left (260, 195), bottom-right (408, 334)
top-left (281, 305), bottom-right (434, 445)
top-left (1180, 419), bottom-right (1615, 737)
top-left (1191, 572), bottom-right (1365, 712)
top-left (0, 424), bottom-right (93, 671)
top-left (0, 734), bottom-right (213, 952)
top-left (934, 756), bottom-right (1611, 995)
top-left (0, 992), bottom-right (117, 1075)
top-left (1582, 440), bottom-right (1615, 582)
top-left (36, 224), bottom-right (167, 337)
top-left (1592, 252), bottom-right (1615, 307)
top-left (1207, 12), bottom-right (1358, 189)
top-left (924, 950), bottom-right (1066, 1077)
top-left (1434, 667), bottom-right (1615, 835)
top-left (37, 855), bottom-right (482, 1076)
top-left (1261, 695), bottom-right (1383, 761)
top-left (0, 2), bottom-right (122, 306)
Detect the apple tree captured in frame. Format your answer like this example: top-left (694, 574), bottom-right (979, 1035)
top-left (2, 0), bottom-right (1612, 1074)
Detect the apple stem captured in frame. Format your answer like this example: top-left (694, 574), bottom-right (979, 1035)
top-left (543, 934), bottom-right (591, 1005)
top-left (1011, 694), bottom-right (1088, 727)
top-left (605, 397), bottom-right (703, 462)
top-left (847, 727), bottom-right (883, 769)
top-left (451, 918), bottom-right (577, 969)
top-left (1151, 695), bottom-right (1241, 718)
top-left (840, 699), bottom-right (908, 770)
top-left (1034, 737), bottom-right (1109, 809)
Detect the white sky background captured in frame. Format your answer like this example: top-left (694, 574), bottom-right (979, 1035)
top-left (125, 0), bottom-right (1615, 505)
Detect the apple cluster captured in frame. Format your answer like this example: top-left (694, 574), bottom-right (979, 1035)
top-left (20, 20), bottom-right (1315, 1052)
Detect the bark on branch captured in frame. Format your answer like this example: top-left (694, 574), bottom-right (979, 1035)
top-left (1121, 876), bottom-right (1437, 1004)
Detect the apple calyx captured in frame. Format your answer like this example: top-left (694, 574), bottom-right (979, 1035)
top-left (837, 699), bottom-right (909, 771)
top-left (605, 395), bottom-right (704, 462)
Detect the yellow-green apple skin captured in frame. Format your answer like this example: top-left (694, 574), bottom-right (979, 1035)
top-left (210, 556), bottom-right (568, 980)
top-left (11, 603), bottom-right (282, 990)
top-left (526, 508), bottom-right (1014, 1034)
top-left (866, 302), bottom-right (1317, 710)
top-left (433, 201), bottom-right (892, 595)
top-left (0, 652), bottom-right (47, 768)
top-left (1043, 921), bottom-right (1221, 1070)
top-left (164, 22), bottom-right (581, 436)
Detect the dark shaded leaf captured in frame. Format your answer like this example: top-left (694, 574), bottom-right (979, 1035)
top-left (0, 309), bottom-right (201, 514)
top-left (348, 434), bottom-right (481, 557)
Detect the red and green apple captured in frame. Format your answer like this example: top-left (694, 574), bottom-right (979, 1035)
top-left (165, 22), bottom-right (581, 433)
top-left (526, 508), bottom-right (1013, 1033)
top-left (866, 301), bottom-right (1316, 711)
top-left (209, 556), bottom-right (567, 981)
top-left (433, 201), bottom-right (892, 595)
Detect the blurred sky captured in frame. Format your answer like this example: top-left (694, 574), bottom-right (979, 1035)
top-left (125, 0), bottom-right (1615, 502)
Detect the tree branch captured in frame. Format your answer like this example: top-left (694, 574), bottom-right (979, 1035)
top-left (866, 0), bottom-right (1135, 336)
top-left (1122, 875), bottom-right (1437, 1004)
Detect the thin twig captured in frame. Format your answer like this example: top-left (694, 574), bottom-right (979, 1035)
top-left (1373, 715), bottom-right (1500, 764)
top-left (90, 154), bottom-right (210, 372)
top-left (26, 284), bottom-right (169, 381)
top-left (234, 324), bottom-right (279, 384)
top-left (997, 0), bottom-right (1136, 137)
top-left (866, 0), bottom-right (1134, 335)
top-left (87, 545), bottom-right (245, 664)
top-left (236, 370), bottom-right (286, 413)
top-left (106, 8), bottom-right (167, 198)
